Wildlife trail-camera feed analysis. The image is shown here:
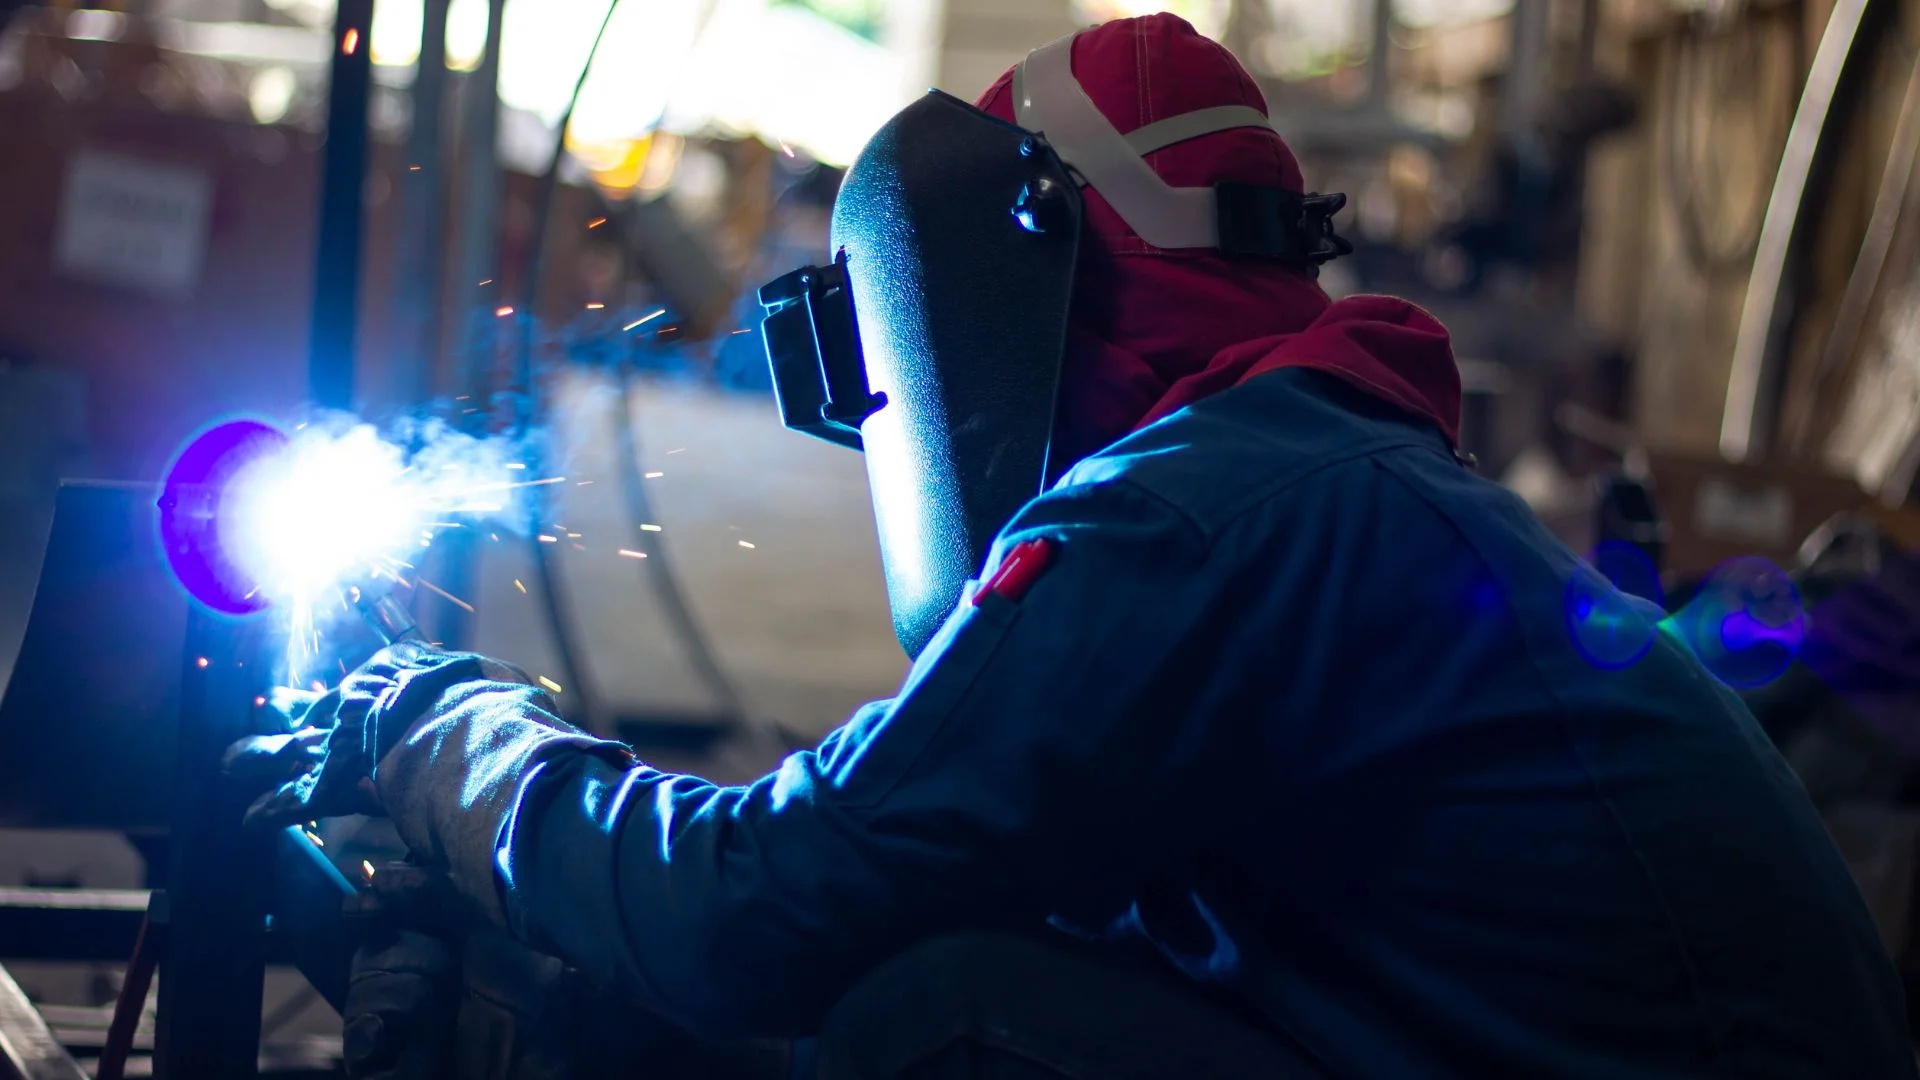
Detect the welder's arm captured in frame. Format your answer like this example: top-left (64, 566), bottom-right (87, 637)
top-left (493, 480), bottom-right (1223, 1038)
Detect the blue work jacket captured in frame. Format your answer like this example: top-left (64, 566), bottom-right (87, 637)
top-left (498, 367), bottom-right (1915, 1076)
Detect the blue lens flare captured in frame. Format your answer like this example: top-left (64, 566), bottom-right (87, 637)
top-left (1671, 556), bottom-right (1805, 688)
top-left (157, 418), bottom-right (291, 615)
top-left (1566, 571), bottom-right (1659, 669)
top-left (1566, 541), bottom-right (1663, 670)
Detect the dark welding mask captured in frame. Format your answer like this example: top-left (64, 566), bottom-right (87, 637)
top-left (759, 31), bottom-right (1351, 657)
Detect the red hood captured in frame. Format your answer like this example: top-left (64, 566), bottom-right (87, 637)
top-left (975, 14), bottom-right (1461, 465)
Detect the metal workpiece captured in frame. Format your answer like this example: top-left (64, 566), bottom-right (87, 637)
top-left (153, 610), bottom-right (274, 1079)
top-left (0, 961), bottom-right (86, 1080)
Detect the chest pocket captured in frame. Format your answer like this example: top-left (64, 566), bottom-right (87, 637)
top-left (831, 582), bottom-right (1022, 812)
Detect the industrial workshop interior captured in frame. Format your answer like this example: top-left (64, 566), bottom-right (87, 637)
top-left (4, 0), bottom-right (1920, 1073)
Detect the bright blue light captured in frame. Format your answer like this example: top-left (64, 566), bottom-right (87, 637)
top-left (1675, 556), bottom-right (1805, 689)
top-left (1566, 542), bottom-right (1664, 670)
top-left (158, 418), bottom-right (291, 615)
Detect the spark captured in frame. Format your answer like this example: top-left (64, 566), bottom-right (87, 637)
top-left (362, 860), bottom-right (376, 880)
top-left (623, 309), bottom-right (666, 332)
top-left (254, 696), bottom-right (266, 707)
top-left (587, 217), bottom-right (607, 229)
top-left (779, 142), bottom-right (795, 157)
top-left (514, 579), bottom-right (527, 592)
top-left (640, 523), bottom-right (662, 532)
top-left (537, 676), bottom-right (563, 694)
top-left (306, 829), bottom-right (326, 847)
top-left (341, 27), bottom-right (358, 54)
top-left (738, 540), bottom-right (756, 549)
top-left (618, 549), bottom-right (647, 559)
top-left (667, 448), bottom-right (685, 455)
top-left (338, 659), bottom-right (348, 675)
top-left (539, 535), bottom-right (558, 543)
top-left (576, 480), bottom-right (594, 486)
top-left (458, 476), bottom-right (566, 494)
top-left (490, 533), bottom-right (500, 541)
top-left (571, 543), bottom-right (586, 551)
top-left (495, 306), bottom-right (514, 317)
top-left (311, 680), bottom-right (326, 693)
top-left (586, 302), bottom-right (604, 310)
top-left (478, 278), bottom-right (492, 285)
top-left (730, 328), bottom-right (752, 335)
top-left (408, 164), bottom-right (421, 171)
top-left (419, 579), bottom-right (475, 612)
top-left (644, 471), bottom-right (663, 479)
top-left (506, 463), bottom-right (527, 470)
top-left (196, 657), bottom-right (209, 668)
top-left (565, 532), bottom-right (581, 538)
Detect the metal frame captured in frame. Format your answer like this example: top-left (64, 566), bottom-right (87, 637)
top-left (151, 611), bottom-right (274, 1078)
top-left (307, 0), bottom-right (377, 413)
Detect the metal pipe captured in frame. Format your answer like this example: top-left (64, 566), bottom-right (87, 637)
top-left (1720, 0), bottom-right (1877, 461)
top-left (435, 0), bottom-right (506, 650)
top-left (306, 0), bottom-right (377, 413)
top-left (1502, 0), bottom-right (1550, 136)
top-left (1367, 0), bottom-right (1392, 107)
top-left (394, 0), bottom-right (452, 406)
top-left (1786, 46), bottom-right (1920, 458)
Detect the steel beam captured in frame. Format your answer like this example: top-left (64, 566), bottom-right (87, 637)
top-left (0, 889), bottom-right (144, 962)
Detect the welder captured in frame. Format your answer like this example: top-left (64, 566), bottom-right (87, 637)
top-left (252, 14), bottom-right (1916, 1078)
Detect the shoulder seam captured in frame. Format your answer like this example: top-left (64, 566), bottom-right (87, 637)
top-left (1203, 435), bottom-right (1450, 534)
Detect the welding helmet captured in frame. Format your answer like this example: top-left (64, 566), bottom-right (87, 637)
top-left (759, 23), bottom-right (1351, 657)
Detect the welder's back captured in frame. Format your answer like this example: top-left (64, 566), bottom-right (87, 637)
top-left (1075, 367), bottom-right (1916, 1078)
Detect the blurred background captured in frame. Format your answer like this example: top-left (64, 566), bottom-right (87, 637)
top-left (3, 0), bottom-right (1920, 1069)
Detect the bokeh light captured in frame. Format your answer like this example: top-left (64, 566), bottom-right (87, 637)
top-left (1670, 556), bottom-right (1806, 689)
top-left (1565, 566), bottom-right (1659, 670)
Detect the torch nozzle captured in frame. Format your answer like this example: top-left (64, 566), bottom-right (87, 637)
top-left (355, 589), bottom-right (422, 646)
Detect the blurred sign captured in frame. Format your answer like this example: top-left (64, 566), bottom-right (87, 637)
top-left (54, 150), bottom-right (214, 298)
top-left (1647, 451), bottom-right (1868, 576)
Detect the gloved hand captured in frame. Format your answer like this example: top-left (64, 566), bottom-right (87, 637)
top-left (245, 642), bottom-right (634, 926)
top-left (244, 642), bottom-right (549, 825)
top-left (344, 910), bottom-right (461, 1080)
top-left (347, 862), bottom-right (718, 1080)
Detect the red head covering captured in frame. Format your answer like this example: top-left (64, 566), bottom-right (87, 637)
top-left (973, 13), bottom-right (1461, 466)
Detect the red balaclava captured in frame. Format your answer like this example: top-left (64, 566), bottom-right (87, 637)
top-left (974, 14), bottom-right (1462, 466)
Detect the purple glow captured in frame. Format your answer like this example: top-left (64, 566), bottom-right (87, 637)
top-left (157, 419), bottom-right (290, 615)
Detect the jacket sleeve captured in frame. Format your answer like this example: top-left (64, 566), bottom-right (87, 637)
top-left (495, 478), bottom-right (1224, 1037)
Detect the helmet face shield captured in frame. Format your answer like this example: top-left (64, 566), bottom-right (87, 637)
top-left (760, 90), bottom-right (1083, 657)
top-left (757, 30), bottom-right (1353, 658)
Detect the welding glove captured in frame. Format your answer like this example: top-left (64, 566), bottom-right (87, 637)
top-left (247, 641), bottom-right (634, 927)
top-left (344, 924), bottom-right (459, 1080)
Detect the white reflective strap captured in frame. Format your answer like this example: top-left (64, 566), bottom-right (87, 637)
top-left (1012, 33), bottom-right (1221, 250)
top-left (1123, 105), bottom-right (1273, 156)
